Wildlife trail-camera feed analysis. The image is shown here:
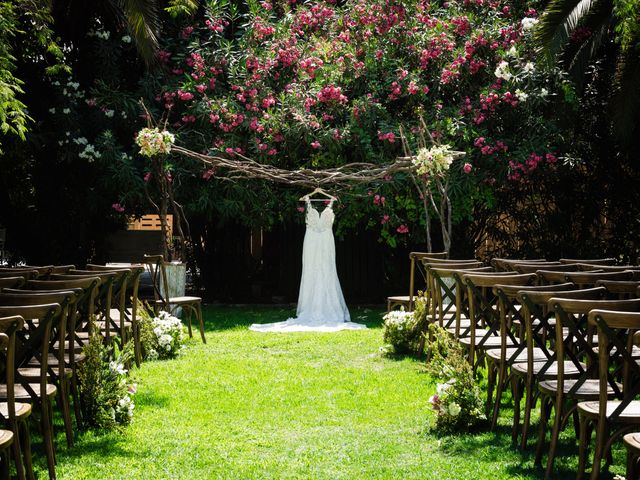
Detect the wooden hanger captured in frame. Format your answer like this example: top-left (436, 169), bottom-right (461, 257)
top-left (299, 187), bottom-right (338, 202)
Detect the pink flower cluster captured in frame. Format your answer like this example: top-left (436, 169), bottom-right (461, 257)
top-left (373, 194), bottom-right (385, 205)
top-left (508, 152), bottom-right (558, 180)
top-left (474, 137), bottom-right (508, 155)
top-left (206, 18), bottom-right (228, 33)
top-left (377, 131), bottom-right (396, 143)
top-left (318, 85), bottom-right (348, 104)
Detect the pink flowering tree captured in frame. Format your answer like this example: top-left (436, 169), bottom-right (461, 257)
top-left (136, 0), bottom-right (566, 252)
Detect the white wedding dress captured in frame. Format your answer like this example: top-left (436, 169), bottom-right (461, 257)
top-left (249, 199), bottom-right (366, 332)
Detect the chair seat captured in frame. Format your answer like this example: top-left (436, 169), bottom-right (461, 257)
top-left (624, 432), bottom-right (640, 451)
top-left (0, 429), bottom-right (12, 448)
top-left (18, 366), bottom-right (73, 379)
top-left (387, 295), bottom-right (411, 303)
top-left (512, 360), bottom-right (586, 379)
top-left (459, 334), bottom-right (518, 349)
top-left (164, 296), bottom-right (201, 304)
top-left (28, 353), bottom-right (85, 367)
top-left (539, 379), bottom-right (618, 399)
top-left (0, 383), bottom-right (57, 400)
top-left (486, 347), bottom-right (548, 363)
top-left (0, 401), bottom-right (32, 419)
top-left (578, 400), bottom-right (640, 422)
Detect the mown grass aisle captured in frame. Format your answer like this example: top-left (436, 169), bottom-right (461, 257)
top-left (52, 306), bottom-right (618, 479)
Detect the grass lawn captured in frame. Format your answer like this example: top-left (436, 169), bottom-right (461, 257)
top-left (46, 305), bottom-right (626, 479)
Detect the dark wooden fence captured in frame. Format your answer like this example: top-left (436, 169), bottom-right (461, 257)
top-left (107, 221), bottom-right (415, 304)
top-left (190, 221), bottom-right (413, 304)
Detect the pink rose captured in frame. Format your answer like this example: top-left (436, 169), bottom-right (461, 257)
top-left (463, 163), bottom-right (472, 173)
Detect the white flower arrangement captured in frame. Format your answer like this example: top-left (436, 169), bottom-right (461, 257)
top-left (382, 309), bottom-right (419, 355)
top-left (147, 310), bottom-right (185, 360)
top-left (412, 144), bottom-right (455, 177)
top-left (135, 127), bottom-right (176, 157)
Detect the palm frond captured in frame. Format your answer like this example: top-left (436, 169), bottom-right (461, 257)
top-left (117, 0), bottom-right (161, 66)
top-left (534, 0), bottom-right (600, 66)
top-left (567, 20), bottom-right (610, 85)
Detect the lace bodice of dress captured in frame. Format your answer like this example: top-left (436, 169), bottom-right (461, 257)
top-left (306, 200), bottom-right (334, 233)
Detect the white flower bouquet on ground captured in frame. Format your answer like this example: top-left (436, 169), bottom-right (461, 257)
top-left (141, 309), bottom-right (185, 360)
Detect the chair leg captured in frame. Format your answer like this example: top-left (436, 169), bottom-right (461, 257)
top-left (521, 379), bottom-right (536, 450)
top-left (535, 395), bottom-right (551, 465)
top-left (590, 422), bottom-right (606, 480)
top-left (185, 307), bottom-right (193, 339)
top-left (577, 416), bottom-right (591, 480)
top-left (133, 322), bottom-right (142, 368)
top-left (57, 379), bottom-right (74, 448)
top-left (10, 424), bottom-right (25, 480)
top-left (70, 370), bottom-right (82, 429)
top-left (486, 360), bottom-right (497, 421)
top-left (41, 399), bottom-right (56, 479)
top-left (545, 399), bottom-right (563, 479)
top-left (1, 447), bottom-right (10, 480)
top-left (511, 375), bottom-right (522, 445)
top-left (628, 451), bottom-right (639, 480)
top-left (196, 303), bottom-right (206, 344)
top-left (19, 421), bottom-right (34, 480)
top-left (491, 361), bottom-right (507, 429)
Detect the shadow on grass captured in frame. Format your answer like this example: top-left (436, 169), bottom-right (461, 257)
top-left (135, 390), bottom-right (172, 409)
top-left (426, 415), bottom-right (625, 480)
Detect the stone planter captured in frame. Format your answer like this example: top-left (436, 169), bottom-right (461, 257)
top-left (162, 262), bottom-right (186, 317)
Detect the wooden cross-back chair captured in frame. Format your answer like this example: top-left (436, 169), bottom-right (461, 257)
top-left (0, 304), bottom-right (61, 480)
top-left (565, 270), bottom-right (635, 289)
top-left (52, 272), bottom-right (116, 342)
top-left (69, 268), bottom-right (131, 347)
top-left (0, 278), bottom-right (25, 291)
top-left (0, 316), bottom-right (34, 480)
top-left (536, 297), bottom-right (640, 479)
top-left (386, 251), bottom-right (449, 312)
top-left (143, 255), bottom-right (205, 343)
top-left (536, 267), bottom-right (601, 285)
top-left (486, 282), bottom-right (576, 429)
top-left (0, 333), bottom-right (14, 480)
top-left (0, 272), bottom-right (38, 282)
top-left (559, 258), bottom-right (617, 266)
top-left (510, 286), bottom-right (607, 449)
top-left (24, 277), bottom-right (101, 356)
top-left (491, 258), bottom-right (548, 272)
top-left (86, 264), bottom-right (145, 366)
top-left (21, 266), bottom-right (75, 279)
top-left (596, 280), bottom-right (640, 300)
top-left (624, 432), bottom-right (640, 480)
top-left (513, 262), bottom-right (563, 274)
top-left (0, 290), bottom-right (82, 448)
top-left (578, 309), bottom-right (640, 479)
top-left (458, 272), bottom-right (536, 376)
top-left (426, 263), bottom-right (488, 335)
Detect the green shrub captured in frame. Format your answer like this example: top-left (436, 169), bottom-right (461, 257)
top-left (425, 323), bottom-right (484, 433)
top-left (77, 330), bottom-right (135, 430)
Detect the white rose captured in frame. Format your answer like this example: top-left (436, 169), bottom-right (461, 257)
top-left (448, 402), bottom-right (462, 417)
